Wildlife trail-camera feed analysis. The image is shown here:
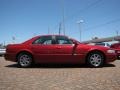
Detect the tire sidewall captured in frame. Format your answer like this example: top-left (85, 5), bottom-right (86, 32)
top-left (87, 52), bottom-right (104, 68)
top-left (17, 53), bottom-right (33, 68)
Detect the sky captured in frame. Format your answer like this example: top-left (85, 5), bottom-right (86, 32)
top-left (0, 0), bottom-right (120, 44)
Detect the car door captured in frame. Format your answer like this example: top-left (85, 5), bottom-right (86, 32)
top-left (31, 36), bottom-right (56, 63)
top-left (54, 36), bottom-right (79, 63)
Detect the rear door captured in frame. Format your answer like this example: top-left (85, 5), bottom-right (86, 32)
top-left (31, 36), bottom-right (56, 63)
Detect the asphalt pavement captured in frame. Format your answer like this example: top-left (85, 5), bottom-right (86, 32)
top-left (0, 57), bottom-right (120, 90)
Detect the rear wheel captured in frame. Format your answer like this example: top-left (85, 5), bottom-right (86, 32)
top-left (87, 52), bottom-right (104, 67)
top-left (17, 53), bottom-right (33, 68)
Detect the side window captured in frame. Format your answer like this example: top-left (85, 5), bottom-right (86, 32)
top-left (58, 39), bottom-right (70, 44)
top-left (33, 36), bottom-right (52, 45)
top-left (43, 40), bottom-right (52, 45)
top-left (56, 36), bottom-right (73, 44)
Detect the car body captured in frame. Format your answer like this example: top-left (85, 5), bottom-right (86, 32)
top-left (110, 43), bottom-right (120, 59)
top-left (0, 48), bottom-right (6, 56)
top-left (5, 35), bottom-right (116, 68)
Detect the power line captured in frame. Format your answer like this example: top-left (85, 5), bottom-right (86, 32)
top-left (64, 0), bottom-right (102, 22)
top-left (52, 0), bottom-right (103, 34)
top-left (84, 18), bottom-right (120, 31)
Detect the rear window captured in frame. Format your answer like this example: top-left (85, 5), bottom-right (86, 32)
top-left (33, 36), bottom-right (52, 44)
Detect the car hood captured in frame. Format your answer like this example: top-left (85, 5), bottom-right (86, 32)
top-left (78, 43), bottom-right (110, 50)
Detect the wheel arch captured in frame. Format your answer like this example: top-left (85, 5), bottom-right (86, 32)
top-left (16, 50), bottom-right (34, 62)
top-left (85, 49), bottom-right (106, 64)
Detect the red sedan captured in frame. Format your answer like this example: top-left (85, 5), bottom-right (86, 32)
top-left (5, 35), bottom-right (116, 68)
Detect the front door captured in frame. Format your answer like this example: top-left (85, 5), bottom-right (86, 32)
top-left (53, 36), bottom-right (79, 63)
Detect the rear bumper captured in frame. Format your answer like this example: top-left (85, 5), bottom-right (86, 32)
top-left (4, 53), bottom-right (16, 62)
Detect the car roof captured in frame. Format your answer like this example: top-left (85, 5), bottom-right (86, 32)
top-left (35, 34), bottom-right (69, 38)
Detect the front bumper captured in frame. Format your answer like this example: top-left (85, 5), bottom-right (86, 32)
top-left (115, 50), bottom-right (120, 60)
top-left (106, 53), bottom-right (117, 63)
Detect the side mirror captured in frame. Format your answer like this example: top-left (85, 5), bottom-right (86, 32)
top-left (73, 41), bottom-right (78, 46)
top-left (70, 38), bottom-right (79, 45)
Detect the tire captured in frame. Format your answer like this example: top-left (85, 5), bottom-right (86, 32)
top-left (17, 53), bottom-right (33, 68)
top-left (87, 52), bottom-right (104, 68)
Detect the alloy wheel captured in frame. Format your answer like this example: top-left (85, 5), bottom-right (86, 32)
top-left (18, 53), bottom-right (32, 67)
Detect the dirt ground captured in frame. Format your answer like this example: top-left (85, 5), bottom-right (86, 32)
top-left (0, 57), bottom-right (120, 90)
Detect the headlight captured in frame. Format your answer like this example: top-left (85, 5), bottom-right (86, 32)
top-left (107, 50), bottom-right (115, 54)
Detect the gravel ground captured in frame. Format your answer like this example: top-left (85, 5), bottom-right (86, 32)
top-left (0, 57), bottom-right (120, 90)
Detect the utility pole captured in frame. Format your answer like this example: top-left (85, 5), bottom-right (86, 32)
top-left (48, 27), bottom-right (50, 34)
top-left (59, 22), bottom-right (62, 35)
top-left (12, 36), bottom-right (15, 44)
top-left (116, 30), bottom-right (119, 36)
top-left (3, 41), bottom-right (5, 47)
top-left (77, 20), bottom-right (84, 42)
top-left (62, 0), bottom-right (65, 35)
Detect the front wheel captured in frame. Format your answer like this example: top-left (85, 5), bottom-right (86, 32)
top-left (17, 53), bottom-right (33, 68)
top-left (87, 52), bottom-right (104, 67)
